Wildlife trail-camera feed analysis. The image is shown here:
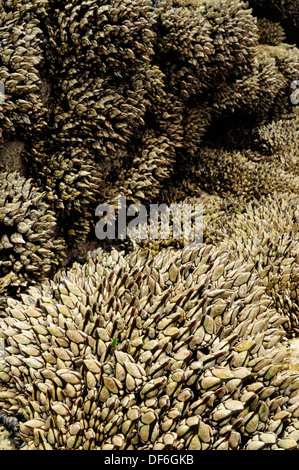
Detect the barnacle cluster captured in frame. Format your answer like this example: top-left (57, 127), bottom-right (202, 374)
top-left (0, 0), bottom-right (298, 451)
top-left (186, 144), bottom-right (299, 199)
top-left (1, 0), bottom-right (297, 238)
top-left (0, 171), bottom-right (66, 301)
top-left (0, 0), bottom-right (49, 150)
top-left (257, 17), bottom-right (286, 46)
top-left (248, 0), bottom-right (299, 46)
top-left (0, 245), bottom-right (299, 450)
top-left (204, 192), bottom-right (299, 336)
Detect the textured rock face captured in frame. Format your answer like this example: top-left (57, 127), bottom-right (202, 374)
top-left (0, 0), bottom-right (298, 451)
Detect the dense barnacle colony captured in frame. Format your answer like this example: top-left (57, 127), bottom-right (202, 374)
top-left (0, 0), bottom-right (298, 451)
top-left (0, 172), bottom-right (66, 300)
